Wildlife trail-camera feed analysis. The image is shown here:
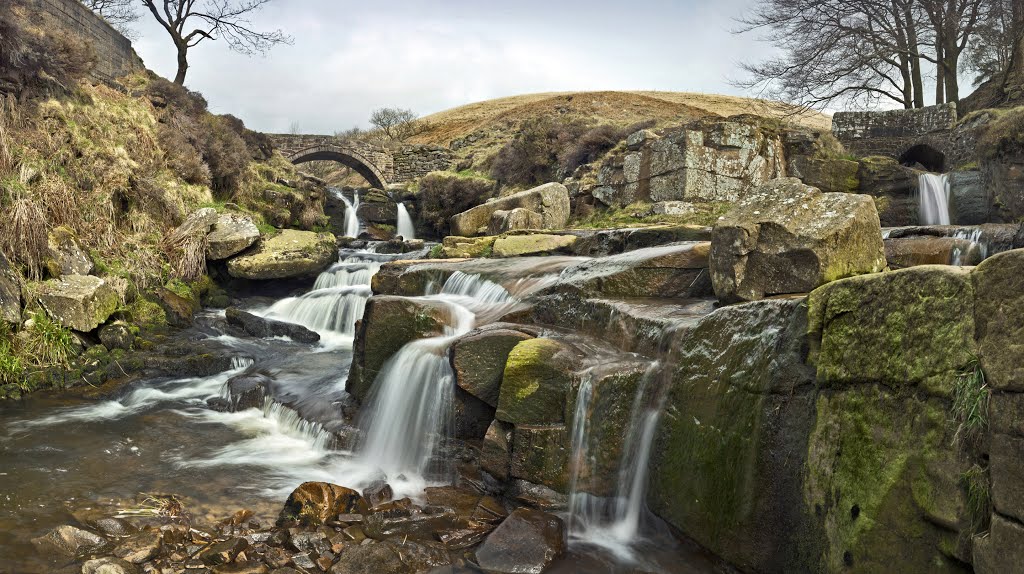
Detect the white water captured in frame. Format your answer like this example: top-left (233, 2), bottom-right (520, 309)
top-left (919, 173), bottom-right (951, 225)
top-left (951, 227), bottom-right (988, 266)
top-left (567, 361), bottom-right (670, 562)
top-left (396, 202), bottom-right (416, 240)
top-left (335, 190), bottom-right (361, 238)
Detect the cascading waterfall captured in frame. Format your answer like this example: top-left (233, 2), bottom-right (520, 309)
top-left (335, 190), bottom-right (361, 238)
top-left (567, 360), bottom-right (671, 561)
top-left (918, 173), bottom-right (951, 225)
top-left (950, 227), bottom-right (988, 266)
top-left (396, 202), bottom-right (416, 240)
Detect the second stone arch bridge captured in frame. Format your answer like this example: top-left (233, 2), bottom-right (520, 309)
top-left (266, 134), bottom-right (454, 188)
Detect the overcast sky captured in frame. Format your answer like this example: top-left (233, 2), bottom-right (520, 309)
top-left (130, 0), bottom-right (766, 134)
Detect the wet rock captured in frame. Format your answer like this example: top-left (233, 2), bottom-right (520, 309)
top-left (487, 208), bottom-right (543, 235)
top-left (0, 253), bottom-right (22, 325)
top-left (38, 275), bottom-right (119, 332)
top-left (424, 486), bottom-right (482, 517)
top-left (372, 238), bottom-right (425, 255)
top-left (495, 338), bottom-right (576, 424)
top-left (92, 518), bottom-right (137, 538)
top-left (362, 481), bottom-right (394, 508)
top-left (567, 224), bottom-right (712, 257)
top-left (884, 236), bottom-right (981, 268)
top-left (153, 286), bottom-right (199, 328)
top-left (207, 214), bottom-right (261, 260)
top-left (472, 496), bottom-right (509, 525)
top-left (99, 321), bottom-right (135, 351)
top-left (438, 236), bottom-right (496, 258)
top-left (555, 241), bottom-right (711, 298)
top-left (278, 482), bottom-right (368, 526)
top-left (856, 156), bottom-right (921, 226)
top-left (710, 177), bottom-right (887, 302)
top-left (450, 183), bottom-right (570, 237)
top-left (474, 508), bottom-right (565, 574)
top-left (505, 480), bottom-right (567, 511)
top-left (480, 420), bottom-right (513, 481)
top-left (198, 537), bottom-right (249, 566)
top-left (491, 234), bottom-right (577, 258)
top-left (453, 387), bottom-right (495, 440)
top-left (225, 371), bottom-right (272, 411)
top-left (347, 296), bottom-right (451, 401)
top-left (48, 226), bottom-right (94, 276)
top-left (112, 529), bottom-right (163, 563)
top-left (950, 169), bottom-right (990, 224)
top-left (227, 230), bottom-right (337, 280)
top-left (212, 563), bottom-right (269, 574)
top-left (331, 539), bottom-right (451, 573)
top-left (510, 424), bottom-right (571, 492)
top-left (225, 307), bottom-right (320, 344)
top-left (31, 524), bottom-right (107, 556)
top-left (973, 249), bottom-right (1024, 391)
top-left (81, 557), bottom-right (140, 574)
top-left (451, 326), bottom-right (534, 407)
top-left (363, 510), bottom-right (460, 540)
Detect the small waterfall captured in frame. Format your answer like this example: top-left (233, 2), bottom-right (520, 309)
top-left (567, 360), bottom-right (672, 561)
top-left (396, 202), bottom-right (416, 240)
top-left (335, 190), bottom-right (361, 238)
top-left (950, 227), bottom-right (988, 266)
top-left (919, 173), bottom-right (951, 225)
top-left (436, 271), bottom-right (512, 304)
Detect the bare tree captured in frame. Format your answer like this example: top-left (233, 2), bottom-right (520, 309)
top-left (369, 107), bottom-right (418, 142)
top-left (80, 0), bottom-right (138, 35)
top-left (141, 0), bottom-right (293, 85)
top-left (921, 0), bottom-right (986, 103)
top-left (965, 0), bottom-right (1019, 85)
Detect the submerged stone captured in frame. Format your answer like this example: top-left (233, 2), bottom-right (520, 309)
top-left (277, 482), bottom-right (368, 526)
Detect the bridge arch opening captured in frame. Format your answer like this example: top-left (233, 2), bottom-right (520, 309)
top-left (288, 146), bottom-right (388, 190)
top-left (899, 144), bottom-right (945, 173)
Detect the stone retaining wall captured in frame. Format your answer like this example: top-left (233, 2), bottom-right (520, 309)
top-left (391, 145), bottom-right (453, 183)
top-left (832, 103), bottom-right (977, 169)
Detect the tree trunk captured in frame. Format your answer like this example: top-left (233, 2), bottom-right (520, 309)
top-left (173, 42), bottom-right (189, 85)
top-left (903, 2), bottom-right (925, 108)
top-left (935, 40), bottom-right (946, 104)
top-left (944, 50), bottom-right (960, 102)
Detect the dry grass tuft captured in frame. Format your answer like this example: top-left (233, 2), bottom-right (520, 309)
top-left (0, 195), bottom-right (50, 280)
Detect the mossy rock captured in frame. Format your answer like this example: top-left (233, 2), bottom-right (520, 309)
top-left (808, 266), bottom-right (976, 398)
top-left (509, 424), bottom-right (571, 493)
top-left (226, 230), bottom-right (337, 280)
top-left (492, 234), bottom-right (577, 258)
top-left (972, 249), bottom-right (1024, 390)
top-left (451, 325), bottom-right (535, 407)
top-left (791, 156), bottom-right (860, 193)
top-left (804, 387), bottom-right (969, 573)
top-left (346, 296), bottom-right (451, 401)
top-left (495, 338), bottom-right (575, 424)
top-left (440, 236), bottom-right (497, 258)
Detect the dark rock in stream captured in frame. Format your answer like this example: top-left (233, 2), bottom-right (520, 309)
top-left (226, 372), bottom-right (272, 411)
top-left (31, 524), bottom-right (108, 557)
top-left (474, 508), bottom-right (565, 574)
top-left (81, 557), bottom-right (140, 574)
top-left (277, 482), bottom-right (368, 527)
top-left (225, 307), bottom-right (320, 344)
top-left (112, 529), bottom-right (163, 563)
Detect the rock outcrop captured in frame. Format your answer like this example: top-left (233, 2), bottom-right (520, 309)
top-left (709, 178), bottom-right (887, 302)
top-left (0, 253), bottom-right (22, 324)
top-left (450, 183), bottom-right (570, 237)
top-left (491, 234), bottom-right (577, 257)
top-left (225, 307), bottom-right (320, 344)
top-left (37, 275), bottom-right (118, 332)
top-left (206, 214), bottom-right (260, 260)
top-left (226, 230), bottom-right (337, 280)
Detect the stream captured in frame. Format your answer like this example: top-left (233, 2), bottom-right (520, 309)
top-left (0, 243), bottom-right (719, 574)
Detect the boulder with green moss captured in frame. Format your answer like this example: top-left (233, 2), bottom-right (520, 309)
top-left (451, 325), bottom-right (535, 407)
top-left (649, 298), bottom-right (817, 572)
top-left (47, 227), bottom-right (93, 277)
top-left (972, 249), bottom-right (1024, 391)
top-left (439, 236), bottom-right (497, 258)
top-left (450, 183), bottom-right (570, 237)
top-left (710, 178), bottom-right (887, 303)
top-left (495, 338), bottom-right (577, 424)
top-left (509, 424), bottom-right (571, 492)
top-left (226, 230), bottom-right (337, 280)
top-left (206, 213), bottom-right (260, 260)
top-left (492, 234), bottom-right (577, 258)
top-left (37, 275), bottom-right (118, 332)
top-left (808, 265), bottom-right (976, 397)
top-left (789, 156), bottom-right (861, 193)
top-left (346, 296), bottom-right (452, 401)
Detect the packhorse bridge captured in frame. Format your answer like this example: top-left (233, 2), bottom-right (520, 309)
top-left (267, 134), bottom-right (454, 188)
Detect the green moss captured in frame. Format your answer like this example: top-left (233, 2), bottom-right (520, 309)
top-left (428, 244), bottom-right (443, 259)
top-left (127, 296), bottom-right (168, 328)
top-left (495, 338), bottom-right (571, 424)
top-left (572, 201), bottom-right (731, 229)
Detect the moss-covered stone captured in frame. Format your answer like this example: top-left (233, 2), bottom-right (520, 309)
top-left (648, 298), bottom-right (817, 572)
top-left (972, 249), bottom-right (1024, 391)
top-left (808, 266), bottom-right (976, 397)
top-left (509, 424), bottom-right (571, 493)
top-left (346, 296), bottom-right (451, 401)
top-left (495, 338), bottom-right (575, 424)
top-left (37, 275), bottom-right (118, 332)
top-left (451, 325), bottom-right (535, 407)
top-left (804, 387), bottom-right (969, 573)
top-left (440, 236), bottom-right (497, 259)
top-left (791, 156), bottom-right (861, 193)
top-left (492, 234), bottom-right (577, 258)
top-left (226, 229), bottom-right (337, 280)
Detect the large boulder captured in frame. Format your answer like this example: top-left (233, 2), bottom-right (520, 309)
top-left (949, 169), bottom-right (991, 225)
top-left (495, 338), bottom-right (576, 424)
top-left (224, 307), bottom-right (320, 344)
top-left (788, 156), bottom-right (860, 194)
top-left (808, 266), bottom-right (976, 397)
top-left (709, 178), bottom-right (886, 303)
top-left (450, 324), bottom-right (535, 407)
top-left (488, 208), bottom-right (544, 235)
top-left (555, 241), bottom-right (710, 298)
top-left (856, 156), bottom-right (921, 226)
top-left (474, 508), bottom-right (565, 574)
top-left (450, 183), bottom-right (570, 237)
top-left (206, 214), bottom-right (260, 260)
top-left (509, 424), bottom-right (571, 492)
top-left (31, 524), bottom-right (107, 556)
top-left (47, 227), bottom-right (93, 276)
top-left (38, 275), bottom-right (118, 332)
top-left (346, 296), bottom-right (452, 401)
top-left (0, 253), bottom-right (22, 324)
top-left (973, 249), bottom-right (1024, 391)
top-left (437, 236), bottom-right (497, 259)
top-left (226, 230), bottom-right (337, 280)
top-left (491, 234), bottom-right (576, 258)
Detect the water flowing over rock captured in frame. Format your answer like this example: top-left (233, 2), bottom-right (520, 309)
top-left (919, 173), bottom-right (952, 225)
top-left (474, 508), bottom-right (566, 574)
top-left (206, 213), bottom-right (261, 260)
top-left (709, 177), bottom-right (887, 303)
top-left (554, 241), bottom-right (711, 298)
top-left (37, 274), bottom-right (118, 332)
top-left (450, 183), bottom-right (570, 237)
top-left (227, 230), bottom-right (337, 280)
top-left (225, 307), bottom-right (321, 344)
top-left (396, 202), bottom-right (416, 240)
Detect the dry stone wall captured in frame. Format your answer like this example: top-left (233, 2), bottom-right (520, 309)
top-left (25, 0), bottom-right (144, 84)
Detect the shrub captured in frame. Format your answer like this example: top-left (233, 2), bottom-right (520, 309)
top-left (25, 312), bottom-right (75, 368)
top-left (200, 114), bottom-right (250, 196)
top-left (562, 120), bottom-right (656, 174)
top-left (0, 327), bottom-right (23, 385)
top-left (417, 172), bottom-right (495, 236)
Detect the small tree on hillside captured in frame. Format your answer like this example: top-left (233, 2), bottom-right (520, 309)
top-left (141, 0), bottom-right (292, 85)
top-left (369, 107), bottom-right (418, 142)
top-left (80, 0), bottom-right (138, 35)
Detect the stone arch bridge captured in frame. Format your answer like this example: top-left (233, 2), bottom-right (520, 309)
top-left (267, 134), bottom-right (454, 188)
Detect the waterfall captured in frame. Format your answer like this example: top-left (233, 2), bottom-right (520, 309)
top-left (950, 227), bottom-right (988, 266)
top-left (918, 173), bottom-right (951, 225)
top-left (335, 190), bottom-right (361, 238)
top-left (259, 256), bottom-right (381, 344)
top-left (396, 202), bottom-right (416, 240)
top-left (567, 361), bottom-right (671, 561)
